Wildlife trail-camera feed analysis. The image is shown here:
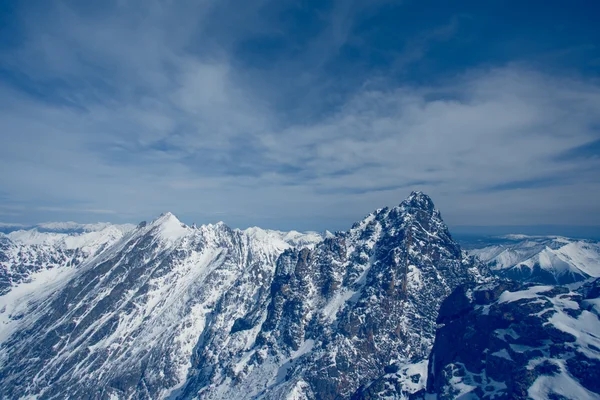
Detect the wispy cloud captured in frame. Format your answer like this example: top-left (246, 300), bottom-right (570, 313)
top-left (0, 1), bottom-right (599, 230)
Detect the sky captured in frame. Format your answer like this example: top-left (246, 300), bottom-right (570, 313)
top-left (0, 0), bottom-right (599, 234)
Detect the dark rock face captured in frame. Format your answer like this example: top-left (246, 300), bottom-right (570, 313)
top-left (0, 236), bottom-right (13, 294)
top-left (425, 279), bottom-right (600, 399)
top-left (183, 192), bottom-right (488, 399)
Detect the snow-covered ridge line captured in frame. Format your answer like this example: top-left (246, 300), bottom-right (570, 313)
top-left (0, 221), bottom-right (137, 234)
top-left (0, 192), bottom-right (482, 399)
top-left (240, 227), bottom-right (328, 249)
top-left (468, 235), bottom-right (600, 285)
top-left (2, 212), bottom-right (328, 247)
top-left (498, 233), bottom-right (573, 241)
top-left (0, 212), bottom-right (327, 298)
top-left (6, 224), bottom-right (136, 246)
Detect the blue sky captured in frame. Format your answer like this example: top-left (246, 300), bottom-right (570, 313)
top-left (1, 0), bottom-right (600, 234)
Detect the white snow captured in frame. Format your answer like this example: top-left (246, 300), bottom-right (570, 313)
top-left (582, 298), bottom-right (600, 316)
top-left (446, 363), bottom-right (478, 398)
top-left (469, 236), bottom-right (600, 282)
top-left (490, 348), bottom-right (512, 361)
top-left (0, 265), bottom-right (77, 344)
top-left (321, 290), bottom-right (355, 321)
top-left (36, 221), bottom-right (113, 232)
top-left (407, 264), bottom-right (423, 290)
top-left (547, 301), bottom-right (600, 361)
top-left (498, 286), bottom-right (553, 303)
top-left (0, 212), bottom-right (317, 400)
top-left (241, 227), bottom-right (324, 249)
top-left (7, 224), bottom-right (134, 249)
top-left (393, 359), bottom-right (429, 395)
top-left (0, 222), bottom-right (28, 228)
top-left (285, 380), bottom-right (311, 400)
top-left (8, 229), bottom-right (67, 246)
top-left (528, 359), bottom-right (598, 400)
top-left (150, 212), bottom-right (191, 243)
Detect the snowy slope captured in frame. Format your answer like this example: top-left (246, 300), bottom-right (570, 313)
top-left (0, 214), bottom-right (323, 399)
top-left (241, 227), bottom-right (324, 249)
top-left (426, 279), bottom-right (600, 399)
top-left (0, 223), bottom-right (137, 347)
top-left (469, 235), bottom-right (600, 284)
top-left (0, 223), bottom-right (136, 296)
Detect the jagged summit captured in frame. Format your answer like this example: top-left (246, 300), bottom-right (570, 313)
top-left (145, 211), bottom-right (191, 243)
top-left (401, 190), bottom-right (436, 213)
top-left (351, 191), bottom-right (439, 232)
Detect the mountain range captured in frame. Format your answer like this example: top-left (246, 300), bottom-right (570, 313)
top-left (0, 192), bottom-right (598, 399)
top-left (468, 235), bottom-right (600, 285)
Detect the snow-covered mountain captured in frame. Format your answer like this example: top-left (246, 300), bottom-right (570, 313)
top-left (0, 212), bottom-right (326, 399)
top-left (0, 221), bottom-right (134, 234)
top-left (241, 227), bottom-right (326, 249)
top-left (468, 235), bottom-right (600, 285)
top-left (180, 192), bottom-right (488, 400)
top-left (2, 193), bottom-right (597, 399)
top-left (0, 192), bottom-right (488, 399)
top-left (0, 223), bottom-right (136, 296)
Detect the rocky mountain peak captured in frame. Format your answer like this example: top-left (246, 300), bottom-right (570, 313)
top-left (153, 211), bottom-right (183, 226)
top-left (144, 211), bottom-right (192, 244)
top-left (401, 190), bottom-right (436, 213)
top-left (351, 191), bottom-right (442, 239)
top-left (196, 192), bottom-right (487, 400)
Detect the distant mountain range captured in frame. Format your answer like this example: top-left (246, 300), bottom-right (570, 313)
top-left (0, 221), bottom-right (136, 233)
top-left (467, 235), bottom-right (600, 285)
top-left (0, 193), bottom-right (598, 399)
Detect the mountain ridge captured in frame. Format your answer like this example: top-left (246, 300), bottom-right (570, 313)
top-left (468, 235), bottom-right (600, 285)
top-left (10, 192), bottom-right (595, 399)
